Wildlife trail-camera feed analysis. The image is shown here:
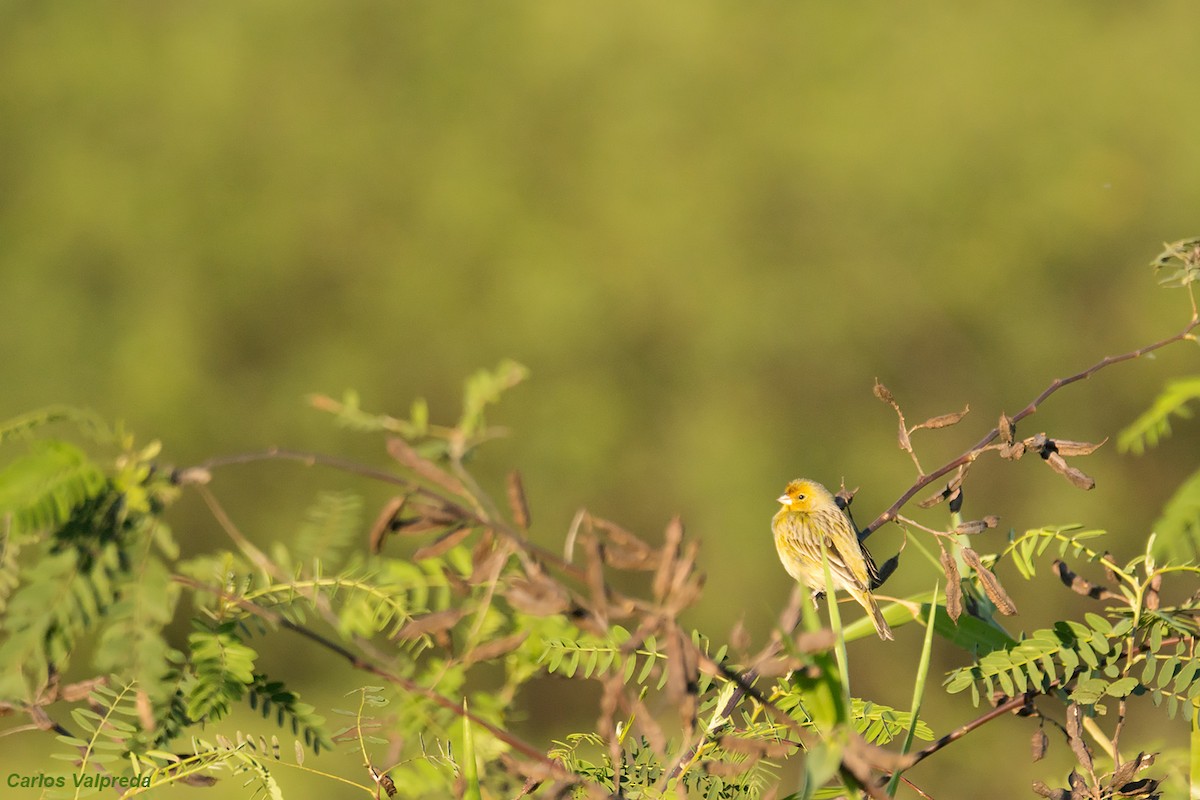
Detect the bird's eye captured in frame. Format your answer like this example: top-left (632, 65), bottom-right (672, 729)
top-left (797, 494), bottom-right (806, 501)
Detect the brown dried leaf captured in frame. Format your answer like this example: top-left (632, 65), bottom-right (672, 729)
top-left (999, 441), bottom-right (1027, 460)
top-left (913, 405), bottom-right (970, 431)
top-left (998, 413), bottom-right (1014, 445)
top-left (1052, 560), bottom-right (1121, 601)
top-left (394, 608), bottom-right (465, 641)
top-left (593, 517), bottom-right (658, 570)
top-left (961, 547), bottom-right (1018, 615)
top-left (1044, 451), bottom-right (1097, 490)
top-left (504, 573), bottom-right (571, 616)
top-left (467, 535), bottom-right (510, 585)
top-left (580, 533), bottom-right (609, 621)
top-left (662, 542), bottom-right (705, 616)
top-left (729, 619), bottom-right (751, 654)
top-left (1102, 552), bottom-right (1120, 586)
top-left (173, 467), bottom-right (212, 486)
top-left (754, 654), bottom-right (804, 678)
top-left (1145, 572), bottom-right (1162, 611)
top-left (1065, 704), bottom-right (1093, 775)
top-left (718, 736), bottom-right (794, 759)
top-left (1030, 781), bottom-right (1052, 799)
top-left (60, 677), bottom-right (106, 703)
top-left (368, 496), bottom-right (408, 554)
top-left (795, 629), bottom-right (836, 653)
top-left (631, 693), bottom-right (667, 755)
top-left (834, 484), bottom-right (858, 509)
top-left (463, 631), bottom-right (531, 666)
top-left (137, 690), bottom-right (156, 733)
top-left (948, 485), bottom-right (965, 513)
top-left (704, 759), bottom-right (757, 778)
top-left (665, 627), bottom-right (688, 701)
top-left (941, 547), bottom-right (963, 623)
top-left (1109, 755), bottom-right (1140, 788)
top-left (873, 381), bottom-right (897, 405)
top-left (506, 470), bottom-right (530, 530)
top-left (653, 516), bottom-right (684, 602)
top-left (1031, 727), bottom-right (1048, 762)
top-left (918, 486), bottom-right (951, 509)
top-left (954, 516), bottom-right (999, 535)
top-left (1115, 778), bottom-right (1160, 797)
top-left (873, 381), bottom-right (912, 452)
top-left (1054, 438), bottom-right (1107, 457)
top-left (386, 437), bottom-right (467, 496)
top-left (412, 525), bottom-right (472, 561)
top-left (597, 677), bottom-right (621, 743)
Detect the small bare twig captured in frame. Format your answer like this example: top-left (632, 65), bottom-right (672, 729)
top-left (862, 309), bottom-right (1200, 540)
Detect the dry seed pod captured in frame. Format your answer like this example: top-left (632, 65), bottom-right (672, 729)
top-left (1043, 451), bottom-right (1096, 490)
top-left (913, 405), bottom-right (970, 431)
top-left (1053, 438), bottom-right (1107, 457)
top-left (412, 525), bottom-right (472, 560)
top-left (873, 381), bottom-right (896, 405)
top-left (1031, 728), bottom-right (1048, 762)
top-left (368, 496), bottom-right (408, 554)
top-left (918, 485), bottom-right (952, 509)
top-left (940, 547), bottom-right (963, 622)
top-left (998, 413), bottom-right (1014, 445)
top-left (954, 516), bottom-right (998, 535)
top-left (961, 547), bottom-right (1017, 615)
top-left (463, 631), bottom-right (530, 665)
top-left (506, 470), bottom-right (530, 530)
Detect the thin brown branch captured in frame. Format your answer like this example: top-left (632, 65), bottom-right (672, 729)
top-left (862, 309), bottom-right (1200, 540)
top-left (188, 447), bottom-right (591, 583)
top-left (902, 693), bottom-right (1030, 770)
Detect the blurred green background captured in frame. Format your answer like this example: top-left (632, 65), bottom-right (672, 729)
top-left (3, 3), bottom-right (1200, 797)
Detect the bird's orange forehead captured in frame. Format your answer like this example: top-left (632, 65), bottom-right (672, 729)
top-left (782, 479), bottom-right (817, 498)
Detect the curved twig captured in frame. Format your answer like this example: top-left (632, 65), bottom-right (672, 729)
top-left (862, 309), bottom-right (1200, 540)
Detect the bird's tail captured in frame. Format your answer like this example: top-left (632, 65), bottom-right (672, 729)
top-left (857, 589), bottom-right (894, 641)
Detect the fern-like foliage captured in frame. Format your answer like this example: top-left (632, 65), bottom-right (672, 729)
top-left (0, 441), bottom-right (107, 537)
top-left (1118, 376), bottom-right (1200, 455)
top-left (1139, 638), bottom-right (1200, 722)
top-left (0, 541), bottom-right (122, 700)
top-left (769, 691), bottom-right (935, 746)
top-left (186, 621), bottom-right (259, 722)
top-left (95, 552), bottom-right (181, 705)
top-left (540, 624), bottom-right (671, 688)
top-left (1005, 525), bottom-right (1114, 581)
top-left (1148, 467), bottom-right (1200, 563)
top-left (944, 614), bottom-right (1130, 706)
top-left (0, 405), bottom-right (111, 447)
top-left (247, 673), bottom-right (332, 754)
top-left (550, 731), bottom-right (778, 800)
top-left (287, 491), bottom-right (363, 574)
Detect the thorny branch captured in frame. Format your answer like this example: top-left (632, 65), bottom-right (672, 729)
top-left (861, 302), bottom-right (1200, 541)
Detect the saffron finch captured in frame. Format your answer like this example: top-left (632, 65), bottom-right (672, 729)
top-left (772, 479), bottom-right (894, 640)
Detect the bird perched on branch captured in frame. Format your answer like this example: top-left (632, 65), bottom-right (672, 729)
top-left (772, 478), bottom-right (894, 640)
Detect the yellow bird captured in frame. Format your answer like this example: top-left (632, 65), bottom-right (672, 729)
top-left (772, 478), bottom-right (893, 640)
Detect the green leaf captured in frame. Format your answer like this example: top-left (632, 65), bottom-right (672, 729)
top-left (1119, 376), bottom-right (1200, 455)
top-left (0, 441), bottom-right (107, 536)
top-left (459, 360), bottom-right (529, 438)
top-left (1148, 466), bottom-right (1200, 562)
top-left (293, 491), bottom-right (362, 572)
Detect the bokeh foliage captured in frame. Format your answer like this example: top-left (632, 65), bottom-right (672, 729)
top-left (3, 4), bottom-right (1200, 798)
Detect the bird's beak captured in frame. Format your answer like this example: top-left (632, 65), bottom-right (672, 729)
top-left (776, 494), bottom-right (791, 506)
